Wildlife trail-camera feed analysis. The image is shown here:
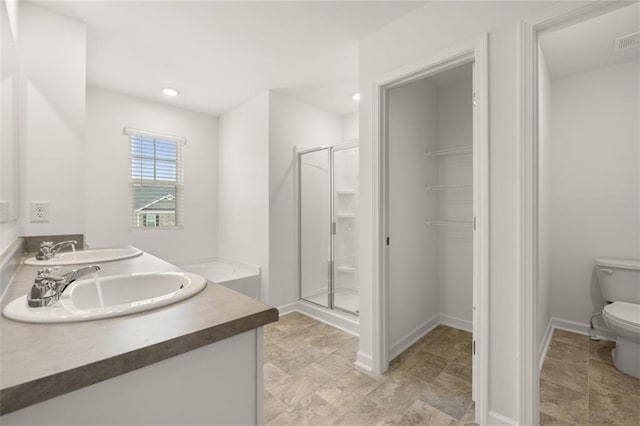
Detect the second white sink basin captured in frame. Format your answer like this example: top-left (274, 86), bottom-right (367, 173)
top-left (3, 272), bottom-right (207, 323)
top-left (24, 246), bottom-right (143, 266)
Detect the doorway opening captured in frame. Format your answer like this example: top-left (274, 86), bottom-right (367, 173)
top-left (373, 36), bottom-right (489, 424)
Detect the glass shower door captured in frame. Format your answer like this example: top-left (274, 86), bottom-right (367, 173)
top-left (299, 148), bottom-right (331, 308)
top-left (332, 145), bottom-right (359, 314)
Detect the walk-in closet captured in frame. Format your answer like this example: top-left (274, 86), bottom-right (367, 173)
top-left (385, 62), bottom-right (476, 405)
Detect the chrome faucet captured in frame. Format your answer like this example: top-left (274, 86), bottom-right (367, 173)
top-left (35, 240), bottom-right (78, 260)
top-left (27, 265), bottom-right (100, 308)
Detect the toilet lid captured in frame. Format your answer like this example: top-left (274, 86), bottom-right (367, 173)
top-left (604, 302), bottom-right (640, 327)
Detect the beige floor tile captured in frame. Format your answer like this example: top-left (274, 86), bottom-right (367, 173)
top-left (416, 377), bottom-right (473, 421)
top-left (588, 387), bottom-right (640, 425)
top-left (589, 340), bottom-right (615, 366)
top-left (313, 351), bottom-right (354, 378)
top-left (460, 401), bottom-right (476, 425)
top-left (333, 397), bottom-right (393, 426)
top-left (399, 399), bottom-right (461, 426)
top-left (539, 411), bottom-right (572, 425)
top-left (264, 362), bottom-right (292, 390)
top-left (264, 390), bottom-right (290, 424)
top-left (268, 393), bottom-right (341, 426)
top-left (540, 379), bottom-right (588, 425)
top-left (422, 332), bottom-right (472, 361)
top-left (265, 313), bottom-right (473, 425)
top-left (269, 343), bottom-right (327, 375)
top-left (434, 372), bottom-right (473, 401)
top-left (315, 369), bottom-right (382, 412)
top-left (539, 330), bottom-right (640, 425)
top-left (264, 342), bottom-right (288, 363)
top-left (365, 375), bottom-right (422, 413)
top-left (546, 338), bottom-right (589, 365)
top-left (551, 329), bottom-right (590, 350)
top-left (589, 358), bottom-right (640, 396)
top-left (406, 350), bottom-right (449, 383)
top-left (270, 364), bottom-right (331, 408)
top-left (443, 351), bottom-right (473, 383)
top-left (541, 355), bottom-right (589, 394)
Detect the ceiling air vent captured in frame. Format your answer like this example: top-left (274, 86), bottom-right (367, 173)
top-left (614, 31), bottom-right (640, 51)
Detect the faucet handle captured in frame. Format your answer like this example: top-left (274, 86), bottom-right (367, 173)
top-left (40, 241), bottom-right (54, 248)
top-left (35, 268), bottom-right (65, 283)
top-left (37, 267), bottom-right (52, 276)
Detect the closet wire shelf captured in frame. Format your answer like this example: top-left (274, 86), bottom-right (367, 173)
top-left (425, 220), bottom-right (473, 227)
top-left (425, 184), bottom-right (472, 191)
top-left (425, 145), bottom-right (472, 157)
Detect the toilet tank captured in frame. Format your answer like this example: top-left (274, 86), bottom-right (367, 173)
top-left (595, 258), bottom-right (640, 303)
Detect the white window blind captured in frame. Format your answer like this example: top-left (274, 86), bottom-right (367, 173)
top-left (125, 127), bottom-right (185, 229)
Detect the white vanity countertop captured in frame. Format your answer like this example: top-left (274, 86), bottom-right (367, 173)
top-left (0, 252), bottom-right (278, 415)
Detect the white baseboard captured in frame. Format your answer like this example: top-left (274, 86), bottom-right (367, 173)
top-left (294, 300), bottom-right (359, 336)
top-left (551, 316), bottom-right (616, 342)
top-left (355, 351), bottom-right (373, 373)
top-left (440, 314), bottom-right (473, 333)
top-left (488, 411), bottom-right (518, 426)
top-left (277, 302), bottom-right (297, 316)
top-left (538, 318), bottom-right (554, 372)
top-left (389, 314), bottom-right (440, 360)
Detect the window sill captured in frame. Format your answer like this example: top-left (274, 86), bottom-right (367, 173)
top-left (129, 226), bottom-right (184, 231)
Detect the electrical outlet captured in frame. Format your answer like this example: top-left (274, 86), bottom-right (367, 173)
top-left (31, 201), bottom-right (49, 222)
top-left (0, 201), bottom-right (9, 223)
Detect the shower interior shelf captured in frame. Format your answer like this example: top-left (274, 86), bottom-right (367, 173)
top-left (336, 189), bottom-right (356, 195)
top-left (425, 220), bottom-right (473, 227)
top-left (426, 184), bottom-right (472, 191)
top-left (425, 145), bottom-right (472, 157)
top-left (336, 266), bottom-right (357, 273)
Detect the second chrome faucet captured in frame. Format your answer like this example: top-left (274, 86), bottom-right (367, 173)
top-left (28, 265), bottom-right (101, 308)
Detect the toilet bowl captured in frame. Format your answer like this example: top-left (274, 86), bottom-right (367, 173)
top-left (596, 258), bottom-right (640, 379)
top-left (602, 302), bottom-right (640, 378)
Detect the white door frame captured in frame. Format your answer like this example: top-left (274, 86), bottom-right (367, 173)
top-left (371, 34), bottom-right (489, 425)
top-left (518, 2), bottom-right (631, 424)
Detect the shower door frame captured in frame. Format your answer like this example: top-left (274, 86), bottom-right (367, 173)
top-left (297, 141), bottom-right (359, 315)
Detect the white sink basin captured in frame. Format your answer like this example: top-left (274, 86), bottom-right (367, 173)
top-left (24, 246), bottom-right (143, 266)
top-left (3, 272), bottom-right (206, 323)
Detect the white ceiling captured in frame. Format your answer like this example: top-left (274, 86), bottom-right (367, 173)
top-left (540, 3), bottom-right (640, 80)
top-left (32, 0), bottom-right (426, 116)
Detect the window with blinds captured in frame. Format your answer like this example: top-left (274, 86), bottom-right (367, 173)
top-left (126, 128), bottom-right (185, 229)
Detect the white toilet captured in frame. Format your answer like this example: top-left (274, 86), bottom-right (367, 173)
top-left (595, 258), bottom-right (640, 378)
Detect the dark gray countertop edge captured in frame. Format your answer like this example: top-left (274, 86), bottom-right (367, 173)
top-left (0, 307), bottom-right (278, 415)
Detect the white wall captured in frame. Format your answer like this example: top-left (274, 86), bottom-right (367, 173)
top-left (268, 91), bottom-right (341, 308)
top-left (85, 88), bottom-right (218, 263)
top-left (19, 3), bottom-right (86, 238)
top-left (358, 1), bottom-right (560, 419)
top-left (218, 93), bottom-right (270, 300)
top-left (537, 46), bottom-right (552, 353)
top-left (342, 112), bottom-right (359, 141)
top-left (387, 78), bottom-right (439, 353)
top-left (436, 71), bottom-right (473, 327)
top-left (0, 0), bottom-right (20, 253)
top-left (549, 60), bottom-right (639, 326)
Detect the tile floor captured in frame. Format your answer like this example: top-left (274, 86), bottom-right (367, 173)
top-left (264, 312), bottom-right (475, 425)
top-left (540, 329), bottom-right (640, 425)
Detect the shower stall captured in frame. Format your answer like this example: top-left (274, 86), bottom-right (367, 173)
top-left (298, 142), bottom-right (359, 316)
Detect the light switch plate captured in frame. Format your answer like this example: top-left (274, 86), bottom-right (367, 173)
top-left (0, 201), bottom-right (9, 223)
top-left (31, 201), bottom-right (49, 222)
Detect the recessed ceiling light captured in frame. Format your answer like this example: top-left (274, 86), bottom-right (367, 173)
top-left (162, 87), bottom-right (179, 97)
top-left (352, 93), bottom-right (361, 101)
